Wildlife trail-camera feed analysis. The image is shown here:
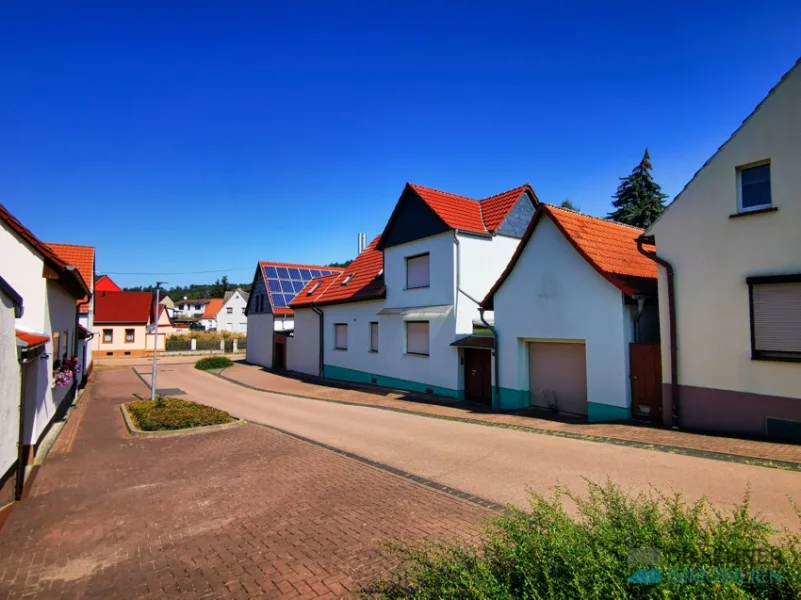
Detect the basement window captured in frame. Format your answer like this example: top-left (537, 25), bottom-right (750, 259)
top-left (748, 274), bottom-right (801, 362)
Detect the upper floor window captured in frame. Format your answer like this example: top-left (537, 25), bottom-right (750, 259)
top-left (194, 304), bottom-right (202, 310)
top-left (226, 307), bottom-right (233, 314)
top-left (748, 275), bottom-right (801, 362)
top-left (334, 324), bottom-right (348, 350)
top-left (406, 253), bottom-right (430, 289)
top-left (738, 162), bottom-right (771, 211)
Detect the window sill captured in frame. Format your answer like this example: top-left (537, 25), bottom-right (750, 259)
top-left (404, 352), bottom-right (430, 358)
top-left (729, 206), bottom-right (777, 219)
top-left (404, 286), bottom-right (431, 291)
top-left (333, 347), bottom-right (348, 352)
top-left (752, 354), bottom-right (801, 364)
top-left (368, 350), bottom-right (378, 354)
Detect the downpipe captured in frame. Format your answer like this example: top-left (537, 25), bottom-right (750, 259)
top-left (311, 304), bottom-right (324, 378)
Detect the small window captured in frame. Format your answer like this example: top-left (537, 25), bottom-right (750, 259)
top-left (406, 321), bottom-right (429, 356)
top-left (242, 307), bottom-right (246, 314)
top-left (406, 254), bottom-right (430, 289)
top-left (226, 307), bottom-right (233, 314)
top-left (341, 273), bottom-right (355, 286)
top-left (369, 322), bottom-right (379, 352)
top-left (334, 323), bottom-right (348, 350)
top-left (307, 282), bottom-right (321, 295)
top-left (748, 275), bottom-right (801, 361)
top-left (194, 304), bottom-right (202, 310)
top-left (103, 329), bottom-right (113, 343)
top-left (125, 328), bottom-right (135, 343)
top-left (739, 163), bottom-right (771, 211)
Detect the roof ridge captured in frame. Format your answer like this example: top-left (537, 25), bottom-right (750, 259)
top-left (45, 241), bottom-right (95, 249)
top-left (407, 182), bottom-right (479, 202)
top-left (479, 183), bottom-right (530, 202)
top-left (544, 204), bottom-right (647, 233)
top-left (259, 260), bottom-right (345, 271)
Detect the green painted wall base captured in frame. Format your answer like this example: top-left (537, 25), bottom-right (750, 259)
top-left (495, 387), bottom-right (529, 410)
top-left (588, 402), bottom-right (631, 422)
top-left (323, 364), bottom-right (462, 400)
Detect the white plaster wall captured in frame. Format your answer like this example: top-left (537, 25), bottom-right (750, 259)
top-left (246, 313), bottom-right (274, 368)
top-left (216, 291), bottom-right (248, 334)
top-left (288, 309), bottom-right (319, 376)
top-left (384, 232), bottom-right (455, 309)
top-left (494, 216), bottom-right (630, 409)
top-left (274, 317), bottom-right (294, 332)
top-left (0, 221), bottom-right (47, 331)
top-left (455, 232), bottom-right (521, 335)
top-left (0, 292), bottom-right (20, 477)
top-left (649, 66), bottom-right (801, 399)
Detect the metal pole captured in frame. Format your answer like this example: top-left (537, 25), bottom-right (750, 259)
top-left (150, 282), bottom-right (165, 401)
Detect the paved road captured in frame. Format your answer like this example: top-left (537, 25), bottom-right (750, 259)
top-left (148, 364), bottom-right (801, 530)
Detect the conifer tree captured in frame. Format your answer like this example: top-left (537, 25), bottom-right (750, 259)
top-left (608, 148), bottom-right (667, 228)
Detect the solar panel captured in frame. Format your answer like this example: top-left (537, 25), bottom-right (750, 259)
top-left (310, 269), bottom-right (321, 278)
top-left (288, 268), bottom-right (301, 280)
top-left (263, 263), bottom-right (340, 311)
top-left (268, 279), bottom-right (282, 293)
top-left (299, 269), bottom-right (312, 279)
top-left (265, 266), bottom-right (278, 278)
top-left (280, 280), bottom-right (294, 293)
top-left (272, 293), bottom-right (287, 308)
top-left (276, 267), bottom-right (289, 279)
top-left (292, 281), bottom-right (305, 293)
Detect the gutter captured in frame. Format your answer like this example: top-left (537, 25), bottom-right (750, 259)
top-left (636, 235), bottom-right (679, 428)
top-left (454, 230), bottom-right (500, 408)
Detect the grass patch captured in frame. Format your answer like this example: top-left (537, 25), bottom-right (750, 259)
top-left (363, 480), bottom-right (801, 599)
top-left (194, 356), bottom-right (234, 371)
top-left (126, 397), bottom-right (235, 431)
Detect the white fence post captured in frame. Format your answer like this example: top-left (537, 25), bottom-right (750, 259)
top-left (190, 338), bottom-right (197, 351)
top-left (219, 339), bottom-right (225, 352)
top-left (232, 339), bottom-right (238, 353)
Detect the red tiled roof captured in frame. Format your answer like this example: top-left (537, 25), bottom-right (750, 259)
top-left (16, 330), bottom-right (50, 348)
top-left (201, 298), bottom-right (224, 319)
top-left (480, 185), bottom-right (533, 231)
top-left (47, 242), bottom-right (95, 312)
top-left (256, 261), bottom-right (345, 316)
top-left (94, 291), bottom-right (154, 324)
top-left (0, 202), bottom-right (89, 299)
top-left (95, 274), bottom-right (122, 293)
top-left (482, 205), bottom-right (657, 306)
top-left (291, 237), bottom-right (385, 309)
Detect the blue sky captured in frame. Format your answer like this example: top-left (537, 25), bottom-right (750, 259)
top-left (1, 1), bottom-right (799, 288)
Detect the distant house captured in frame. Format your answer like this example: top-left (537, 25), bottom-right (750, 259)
top-left (480, 205), bottom-right (659, 421)
top-left (199, 299), bottom-right (224, 331)
top-left (95, 274), bottom-right (121, 293)
top-left (173, 298), bottom-right (212, 319)
top-left (216, 288), bottom-right (249, 334)
top-left (245, 262), bottom-right (344, 368)
top-left (159, 295), bottom-right (175, 319)
top-left (644, 59), bottom-right (801, 440)
top-left (47, 243), bottom-right (96, 381)
top-left (93, 291), bottom-right (170, 357)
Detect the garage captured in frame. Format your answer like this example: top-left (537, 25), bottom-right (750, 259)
top-left (528, 341), bottom-right (588, 416)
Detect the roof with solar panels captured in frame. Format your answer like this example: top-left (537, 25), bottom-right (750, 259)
top-left (249, 261), bottom-right (345, 316)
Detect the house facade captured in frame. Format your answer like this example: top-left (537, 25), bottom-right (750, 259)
top-left (199, 299), bottom-right (224, 331)
top-left (0, 277), bottom-right (23, 505)
top-left (245, 262), bottom-right (343, 368)
top-left (93, 291), bottom-right (168, 357)
top-left (481, 205), bottom-right (659, 421)
top-left (173, 298), bottom-right (212, 319)
top-left (289, 182), bottom-right (537, 402)
top-left (216, 289), bottom-right (249, 333)
top-left (645, 59), bottom-right (801, 440)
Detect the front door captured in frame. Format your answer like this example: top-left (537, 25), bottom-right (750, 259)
top-left (464, 348), bottom-right (492, 405)
top-left (273, 341), bottom-right (286, 369)
top-left (630, 343), bottom-right (662, 420)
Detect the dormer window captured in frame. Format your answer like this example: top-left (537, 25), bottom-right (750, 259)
top-left (738, 162), bottom-right (771, 212)
top-left (341, 273), bottom-right (355, 286)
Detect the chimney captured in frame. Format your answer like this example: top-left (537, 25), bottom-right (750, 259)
top-left (357, 232), bottom-right (366, 254)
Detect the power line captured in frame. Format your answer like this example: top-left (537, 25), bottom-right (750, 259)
top-left (99, 267), bottom-right (254, 275)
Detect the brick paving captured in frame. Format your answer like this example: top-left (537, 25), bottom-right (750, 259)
top-left (0, 369), bottom-right (489, 599)
top-left (221, 362), bottom-right (801, 467)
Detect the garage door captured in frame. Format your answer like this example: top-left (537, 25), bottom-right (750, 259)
top-left (528, 341), bottom-right (588, 416)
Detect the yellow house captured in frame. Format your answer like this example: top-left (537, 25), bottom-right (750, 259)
top-left (92, 291), bottom-right (171, 357)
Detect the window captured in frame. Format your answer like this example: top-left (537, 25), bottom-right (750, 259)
top-left (226, 307), bottom-right (233, 314)
top-left (369, 322), bottom-right (379, 352)
top-left (125, 329), bottom-right (135, 343)
top-left (194, 304), bottom-right (202, 310)
top-left (406, 253), bottom-right (430, 289)
top-left (334, 323), bottom-right (348, 350)
top-left (406, 321), bottom-right (429, 356)
top-left (341, 273), bottom-right (355, 286)
top-left (308, 282), bottom-right (321, 295)
top-left (748, 275), bottom-right (801, 361)
top-left (739, 163), bottom-right (771, 211)
top-left (103, 329), bottom-right (113, 343)
top-left (242, 307), bottom-right (246, 314)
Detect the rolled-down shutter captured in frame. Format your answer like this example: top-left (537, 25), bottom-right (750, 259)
top-left (406, 322), bottom-right (429, 355)
top-left (752, 282), bottom-right (801, 353)
top-left (335, 324), bottom-right (348, 349)
top-left (407, 255), bottom-right (430, 288)
top-left (370, 322), bottom-right (379, 351)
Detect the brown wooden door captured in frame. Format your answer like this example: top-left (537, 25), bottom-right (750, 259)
top-left (464, 348), bottom-right (492, 404)
top-left (630, 343), bottom-right (662, 420)
top-left (273, 341), bottom-right (286, 369)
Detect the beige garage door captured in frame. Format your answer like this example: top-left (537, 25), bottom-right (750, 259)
top-left (528, 341), bottom-right (588, 416)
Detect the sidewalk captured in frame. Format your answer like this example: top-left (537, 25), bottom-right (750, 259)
top-left (219, 362), bottom-right (801, 468)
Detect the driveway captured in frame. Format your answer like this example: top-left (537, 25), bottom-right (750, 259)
top-left (150, 363), bottom-right (801, 530)
top-left (0, 369), bottom-right (487, 599)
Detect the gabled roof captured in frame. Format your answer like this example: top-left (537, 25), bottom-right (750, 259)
top-left (290, 236), bottom-right (385, 309)
top-left (0, 202), bottom-right (89, 299)
top-left (47, 242), bottom-right (95, 312)
top-left (201, 298), bottom-right (224, 319)
top-left (94, 291), bottom-right (154, 324)
top-left (252, 261), bottom-right (345, 316)
top-left (482, 205), bottom-right (657, 308)
top-left (223, 288), bottom-right (250, 304)
top-left (95, 274), bottom-right (122, 293)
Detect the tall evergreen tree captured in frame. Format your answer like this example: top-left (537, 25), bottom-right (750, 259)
top-left (560, 199), bottom-right (581, 212)
top-left (608, 148), bottom-right (667, 228)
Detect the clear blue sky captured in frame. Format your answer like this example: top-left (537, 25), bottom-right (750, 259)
top-left (1, 1), bottom-right (798, 288)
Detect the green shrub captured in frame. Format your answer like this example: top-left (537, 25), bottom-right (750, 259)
top-left (126, 398), bottom-right (234, 431)
top-left (194, 356), bottom-right (234, 371)
top-left (364, 480), bottom-right (801, 599)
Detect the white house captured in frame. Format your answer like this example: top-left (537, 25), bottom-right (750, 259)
top-left (199, 299), bottom-right (224, 331)
top-left (0, 276), bottom-right (23, 505)
top-left (288, 182), bottom-right (538, 402)
top-left (245, 262), bottom-right (344, 368)
top-left (215, 288), bottom-right (249, 334)
top-left (173, 298), bottom-right (212, 319)
top-left (644, 58), bottom-right (801, 440)
top-left (480, 205), bottom-right (659, 421)
top-left (0, 202), bottom-right (89, 500)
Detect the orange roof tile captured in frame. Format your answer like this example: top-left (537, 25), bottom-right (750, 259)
top-left (482, 205), bottom-right (657, 307)
top-left (291, 237), bottom-right (385, 308)
top-left (201, 298), bottom-right (224, 319)
top-left (480, 185), bottom-right (534, 231)
top-left (255, 261), bottom-right (344, 316)
top-left (47, 242), bottom-right (95, 312)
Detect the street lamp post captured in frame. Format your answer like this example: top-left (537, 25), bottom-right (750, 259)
top-left (150, 281), bottom-right (167, 401)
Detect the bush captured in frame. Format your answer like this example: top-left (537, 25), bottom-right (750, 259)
top-left (126, 397), bottom-right (234, 431)
top-left (364, 480), bottom-right (801, 599)
top-left (194, 356), bottom-right (234, 371)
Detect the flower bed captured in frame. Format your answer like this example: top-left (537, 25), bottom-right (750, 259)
top-left (125, 397), bottom-right (235, 431)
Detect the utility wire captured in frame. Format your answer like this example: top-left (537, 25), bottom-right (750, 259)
top-left (99, 267), bottom-right (254, 275)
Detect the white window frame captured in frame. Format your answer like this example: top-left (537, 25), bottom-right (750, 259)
top-left (737, 160), bottom-right (772, 213)
top-left (102, 329), bottom-right (113, 344)
top-left (405, 321), bottom-right (429, 356)
top-left (406, 253), bottom-right (430, 289)
top-left (226, 307), bottom-right (233, 314)
top-left (334, 323), bottom-right (348, 350)
top-left (369, 322), bottom-right (379, 353)
top-left (125, 328), bottom-right (135, 343)
top-left (748, 274), bottom-right (801, 362)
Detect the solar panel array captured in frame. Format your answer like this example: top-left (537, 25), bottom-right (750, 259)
top-left (263, 265), bottom-right (340, 309)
